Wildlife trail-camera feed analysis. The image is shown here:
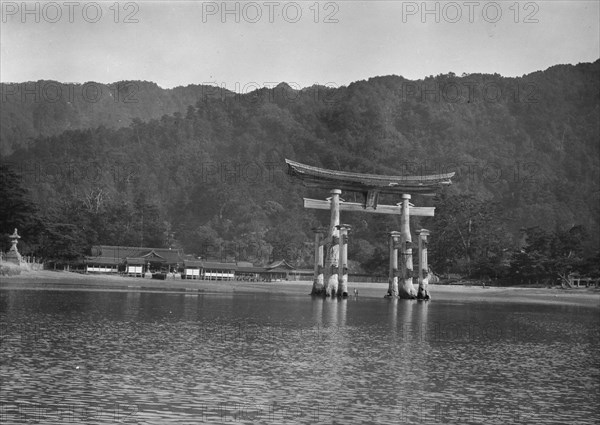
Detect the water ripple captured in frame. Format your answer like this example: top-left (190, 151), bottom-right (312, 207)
top-left (1, 290), bottom-right (598, 424)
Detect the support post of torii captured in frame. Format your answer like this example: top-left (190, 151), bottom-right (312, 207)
top-left (311, 227), bottom-right (326, 295)
top-left (336, 224), bottom-right (351, 297)
top-left (416, 229), bottom-right (431, 300)
top-left (387, 231), bottom-right (402, 297)
top-left (324, 189), bottom-right (341, 297)
top-left (399, 194), bottom-right (417, 299)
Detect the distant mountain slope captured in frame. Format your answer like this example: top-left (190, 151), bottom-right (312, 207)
top-left (0, 80), bottom-right (231, 156)
top-left (2, 60), bottom-right (599, 269)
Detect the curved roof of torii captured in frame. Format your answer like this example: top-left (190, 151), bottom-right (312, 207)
top-left (285, 159), bottom-right (454, 195)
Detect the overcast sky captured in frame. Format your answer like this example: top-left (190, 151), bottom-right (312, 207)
top-left (1, 1), bottom-right (599, 89)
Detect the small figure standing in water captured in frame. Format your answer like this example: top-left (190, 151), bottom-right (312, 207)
top-left (354, 288), bottom-right (359, 296)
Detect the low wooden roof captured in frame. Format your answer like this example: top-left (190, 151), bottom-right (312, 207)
top-left (125, 257), bottom-right (147, 265)
top-left (183, 260), bottom-right (238, 270)
top-left (285, 159), bottom-right (454, 195)
top-left (266, 259), bottom-right (296, 270)
top-left (141, 250), bottom-right (165, 260)
top-left (90, 245), bottom-right (183, 264)
top-left (85, 256), bottom-right (121, 265)
top-left (202, 261), bottom-right (238, 270)
top-left (236, 266), bottom-right (265, 273)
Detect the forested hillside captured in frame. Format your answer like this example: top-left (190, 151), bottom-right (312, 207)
top-left (0, 81), bottom-right (225, 156)
top-left (2, 61), bottom-right (599, 279)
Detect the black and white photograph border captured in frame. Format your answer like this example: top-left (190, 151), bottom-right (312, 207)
top-left (1, 1), bottom-right (599, 424)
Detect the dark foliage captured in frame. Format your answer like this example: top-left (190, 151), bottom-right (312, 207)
top-left (1, 61), bottom-right (598, 277)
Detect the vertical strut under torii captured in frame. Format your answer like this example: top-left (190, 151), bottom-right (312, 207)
top-left (388, 231), bottom-right (401, 297)
top-left (416, 229), bottom-right (431, 300)
top-left (324, 189), bottom-right (341, 297)
top-left (311, 227), bottom-right (326, 295)
top-left (399, 194), bottom-right (417, 299)
top-left (336, 224), bottom-right (351, 297)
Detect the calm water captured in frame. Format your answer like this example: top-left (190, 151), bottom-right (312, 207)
top-left (0, 289), bottom-right (598, 424)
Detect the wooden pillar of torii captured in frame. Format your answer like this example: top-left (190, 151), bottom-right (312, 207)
top-left (416, 228), bottom-right (431, 300)
top-left (336, 224), bottom-right (351, 297)
top-left (388, 231), bottom-right (401, 296)
top-left (324, 189), bottom-right (341, 296)
top-left (398, 194), bottom-right (415, 298)
top-left (311, 226), bottom-right (326, 292)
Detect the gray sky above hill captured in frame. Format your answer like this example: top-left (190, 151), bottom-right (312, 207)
top-left (1, 1), bottom-right (599, 89)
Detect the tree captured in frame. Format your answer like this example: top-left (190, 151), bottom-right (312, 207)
top-left (509, 225), bottom-right (593, 285)
top-left (38, 222), bottom-right (88, 263)
top-left (428, 193), bottom-right (511, 276)
top-left (0, 163), bottom-right (43, 254)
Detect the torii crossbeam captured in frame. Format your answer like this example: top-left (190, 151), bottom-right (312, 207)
top-left (303, 199), bottom-right (435, 216)
top-left (286, 159), bottom-right (454, 299)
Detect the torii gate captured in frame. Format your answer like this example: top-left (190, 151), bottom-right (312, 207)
top-left (285, 159), bottom-right (454, 299)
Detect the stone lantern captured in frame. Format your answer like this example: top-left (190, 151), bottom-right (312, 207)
top-left (5, 228), bottom-right (23, 265)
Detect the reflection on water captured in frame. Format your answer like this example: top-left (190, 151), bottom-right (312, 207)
top-left (1, 289), bottom-right (599, 424)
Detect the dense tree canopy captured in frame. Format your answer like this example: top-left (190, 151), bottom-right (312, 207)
top-left (1, 61), bottom-right (598, 279)
top-left (510, 226), bottom-right (599, 284)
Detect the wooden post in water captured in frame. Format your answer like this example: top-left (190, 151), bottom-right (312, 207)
top-left (416, 229), bottom-right (431, 300)
top-left (311, 227), bottom-right (326, 295)
top-left (336, 224), bottom-right (351, 297)
top-left (399, 194), bottom-right (417, 299)
top-left (387, 231), bottom-right (401, 297)
top-left (324, 189), bottom-right (341, 297)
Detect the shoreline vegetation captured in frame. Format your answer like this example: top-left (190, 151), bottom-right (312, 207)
top-left (1, 268), bottom-right (599, 308)
top-left (2, 63), bottom-right (599, 296)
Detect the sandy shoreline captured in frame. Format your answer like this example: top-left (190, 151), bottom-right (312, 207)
top-left (1, 269), bottom-right (599, 307)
